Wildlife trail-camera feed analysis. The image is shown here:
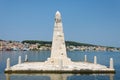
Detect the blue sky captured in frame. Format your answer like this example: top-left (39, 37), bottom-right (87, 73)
top-left (0, 0), bottom-right (120, 47)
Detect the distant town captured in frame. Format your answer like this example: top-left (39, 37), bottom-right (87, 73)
top-left (0, 40), bottom-right (120, 52)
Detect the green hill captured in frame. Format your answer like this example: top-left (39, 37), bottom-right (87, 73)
top-left (22, 40), bottom-right (97, 47)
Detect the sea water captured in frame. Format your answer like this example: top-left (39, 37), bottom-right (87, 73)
top-left (0, 51), bottom-right (120, 80)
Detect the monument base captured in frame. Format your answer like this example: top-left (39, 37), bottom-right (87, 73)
top-left (5, 61), bottom-right (115, 74)
top-left (45, 57), bottom-right (72, 65)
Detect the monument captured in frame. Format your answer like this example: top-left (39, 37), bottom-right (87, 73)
top-left (45, 11), bottom-right (72, 66)
top-left (5, 11), bottom-right (115, 73)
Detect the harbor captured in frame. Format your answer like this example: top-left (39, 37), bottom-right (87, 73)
top-left (4, 11), bottom-right (115, 74)
top-left (1, 0), bottom-right (120, 80)
top-left (0, 51), bottom-right (118, 80)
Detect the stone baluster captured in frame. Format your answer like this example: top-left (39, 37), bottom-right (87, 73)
top-left (110, 58), bottom-right (114, 69)
top-left (94, 56), bottom-right (97, 64)
top-left (18, 56), bottom-right (21, 64)
top-left (84, 55), bottom-right (87, 62)
top-left (25, 54), bottom-right (28, 62)
top-left (6, 58), bottom-right (10, 70)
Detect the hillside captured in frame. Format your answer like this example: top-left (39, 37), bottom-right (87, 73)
top-left (22, 40), bottom-right (97, 47)
top-left (0, 40), bottom-right (119, 51)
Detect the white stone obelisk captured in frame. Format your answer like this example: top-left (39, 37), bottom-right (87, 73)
top-left (51, 11), bottom-right (67, 58)
top-left (46, 11), bottom-right (71, 65)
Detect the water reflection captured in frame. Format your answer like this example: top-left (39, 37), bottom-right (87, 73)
top-left (110, 74), bottom-right (114, 80)
top-left (6, 74), bottom-right (10, 80)
top-left (5, 73), bottom-right (114, 80)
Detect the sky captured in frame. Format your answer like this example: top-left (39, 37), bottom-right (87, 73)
top-left (0, 0), bottom-right (120, 47)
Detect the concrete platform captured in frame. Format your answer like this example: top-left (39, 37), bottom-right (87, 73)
top-left (5, 61), bottom-right (115, 74)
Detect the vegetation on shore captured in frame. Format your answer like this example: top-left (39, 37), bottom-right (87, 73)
top-left (1, 40), bottom-right (119, 51)
top-left (21, 40), bottom-right (117, 49)
top-left (22, 40), bottom-right (96, 47)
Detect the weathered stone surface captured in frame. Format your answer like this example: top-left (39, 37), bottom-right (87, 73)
top-left (45, 11), bottom-right (72, 65)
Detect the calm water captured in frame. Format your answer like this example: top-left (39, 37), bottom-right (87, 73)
top-left (0, 51), bottom-right (120, 80)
